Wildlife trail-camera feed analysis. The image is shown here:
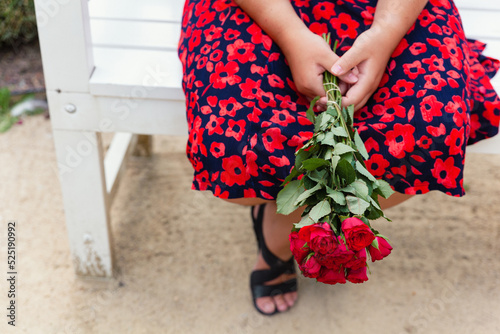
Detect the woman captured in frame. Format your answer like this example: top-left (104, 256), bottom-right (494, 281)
top-left (178, 0), bottom-right (499, 315)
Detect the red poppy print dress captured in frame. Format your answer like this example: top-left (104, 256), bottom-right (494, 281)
top-left (178, 0), bottom-right (500, 199)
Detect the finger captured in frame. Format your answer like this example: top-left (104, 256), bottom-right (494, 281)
top-left (331, 43), bottom-right (367, 79)
top-left (352, 66), bottom-right (360, 77)
top-left (316, 96), bottom-right (327, 109)
top-left (341, 78), bottom-right (375, 110)
top-left (316, 45), bottom-right (359, 85)
top-left (338, 81), bottom-right (349, 95)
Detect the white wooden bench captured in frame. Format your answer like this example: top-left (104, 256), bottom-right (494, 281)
top-left (34, 0), bottom-right (500, 278)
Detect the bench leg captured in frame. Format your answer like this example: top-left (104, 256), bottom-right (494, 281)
top-left (52, 129), bottom-right (115, 278)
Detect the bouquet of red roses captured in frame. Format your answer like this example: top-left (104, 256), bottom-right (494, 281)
top-left (276, 35), bottom-right (394, 284)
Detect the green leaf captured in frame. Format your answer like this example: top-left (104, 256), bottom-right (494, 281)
top-left (294, 183), bottom-right (322, 206)
top-left (282, 166), bottom-right (300, 185)
top-left (375, 179), bottom-right (395, 199)
top-left (331, 126), bottom-right (348, 138)
top-left (303, 175), bottom-right (316, 189)
top-left (346, 195), bottom-right (370, 215)
top-left (340, 184), bottom-right (356, 195)
top-left (371, 238), bottom-right (379, 250)
top-left (326, 187), bottom-right (346, 205)
top-left (295, 147), bottom-right (312, 168)
top-left (0, 115), bottom-right (17, 133)
top-left (355, 161), bottom-right (376, 182)
top-left (323, 147), bottom-right (334, 160)
top-left (369, 196), bottom-right (382, 210)
top-left (336, 158), bottom-right (356, 184)
top-left (346, 104), bottom-right (355, 126)
top-left (350, 179), bottom-right (369, 199)
top-left (330, 155), bottom-right (340, 175)
top-left (353, 130), bottom-right (369, 160)
top-left (309, 169), bottom-right (328, 183)
top-left (366, 206), bottom-right (382, 220)
top-left (295, 214), bottom-right (315, 229)
top-left (309, 199), bottom-right (332, 223)
top-left (306, 96), bottom-right (320, 123)
top-left (276, 180), bottom-right (304, 215)
top-left (321, 132), bottom-right (336, 147)
top-left (301, 158), bottom-right (329, 171)
top-left (325, 106), bottom-right (339, 118)
top-left (0, 88), bottom-right (11, 113)
top-left (315, 112), bottom-right (334, 132)
top-left (333, 143), bottom-right (356, 155)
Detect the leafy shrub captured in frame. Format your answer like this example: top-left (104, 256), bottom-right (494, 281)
top-left (0, 0), bottom-right (38, 48)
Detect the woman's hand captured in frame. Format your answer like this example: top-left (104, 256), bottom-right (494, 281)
top-left (331, 0), bottom-right (429, 111)
top-left (280, 28), bottom-right (358, 110)
top-left (233, 0), bottom-right (358, 111)
top-left (330, 26), bottom-right (394, 111)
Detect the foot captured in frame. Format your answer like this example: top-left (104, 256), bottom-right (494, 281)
top-left (252, 252), bottom-right (298, 314)
top-left (251, 205), bottom-right (298, 315)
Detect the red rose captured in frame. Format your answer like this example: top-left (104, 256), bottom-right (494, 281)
top-left (299, 256), bottom-right (321, 278)
top-left (317, 267), bottom-right (346, 285)
top-left (300, 222), bottom-right (337, 255)
top-left (368, 236), bottom-right (393, 262)
top-left (345, 248), bottom-right (367, 271)
top-left (289, 231), bottom-right (311, 264)
top-left (346, 266), bottom-right (368, 284)
top-left (315, 252), bottom-right (341, 270)
top-left (330, 236), bottom-right (354, 265)
top-left (341, 217), bottom-right (375, 251)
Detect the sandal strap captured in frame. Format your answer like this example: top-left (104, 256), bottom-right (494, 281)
top-left (252, 205), bottom-right (294, 269)
top-left (250, 264), bottom-right (296, 287)
top-left (249, 203), bottom-right (298, 315)
top-left (251, 204), bottom-right (266, 248)
top-left (260, 236), bottom-right (294, 270)
top-left (250, 275), bottom-right (297, 299)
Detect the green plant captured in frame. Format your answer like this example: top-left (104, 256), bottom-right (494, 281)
top-left (0, 87), bottom-right (45, 133)
top-left (0, 0), bottom-right (38, 48)
top-left (0, 88), bottom-right (18, 132)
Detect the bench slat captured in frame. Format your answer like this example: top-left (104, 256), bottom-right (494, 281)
top-left (89, 47), bottom-right (183, 100)
top-left (460, 9), bottom-right (500, 39)
top-left (455, 0), bottom-right (500, 11)
top-left (90, 19), bottom-right (180, 51)
top-left (88, 0), bottom-right (183, 23)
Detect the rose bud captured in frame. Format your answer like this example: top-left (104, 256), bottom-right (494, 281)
top-left (299, 255), bottom-right (322, 278)
top-left (346, 266), bottom-right (369, 284)
top-left (345, 248), bottom-right (367, 271)
top-left (308, 222), bottom-right (337, 255)
top-left (289, 231), bottom-right (311, 264)
top-left (341, 217), bottom-right (375, 251)
top-left (317, 267), bottom-right (346, 285)
top-left (368, 236), bottom-right (393, 262)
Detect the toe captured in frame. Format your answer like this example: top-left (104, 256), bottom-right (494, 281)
top-left (272, 294), bottom-right (288, 312)
top-left (255, 296), bottom-right (276, 315)
top-left (283, 291), bottom-right (297, 307)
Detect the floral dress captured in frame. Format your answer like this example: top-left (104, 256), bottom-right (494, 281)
top-left (178, 0), bottom-right (500, 199)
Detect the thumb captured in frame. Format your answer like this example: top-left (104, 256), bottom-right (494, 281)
top-left (319, 48), bottom-right (358, 85)
top-left (330, 43), bottom-right (366, 81)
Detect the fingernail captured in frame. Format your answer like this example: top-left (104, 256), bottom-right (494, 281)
top-left (331, 64), bottom-right (342, 75)
top-left (348, 73), bottom-right (358, 82)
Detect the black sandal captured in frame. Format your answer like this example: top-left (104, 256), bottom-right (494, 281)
top-left (250, 204), bottom-right (298, 316)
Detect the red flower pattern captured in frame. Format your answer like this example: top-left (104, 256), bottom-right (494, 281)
top-left (179, 0), bottom-right (500, 199)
